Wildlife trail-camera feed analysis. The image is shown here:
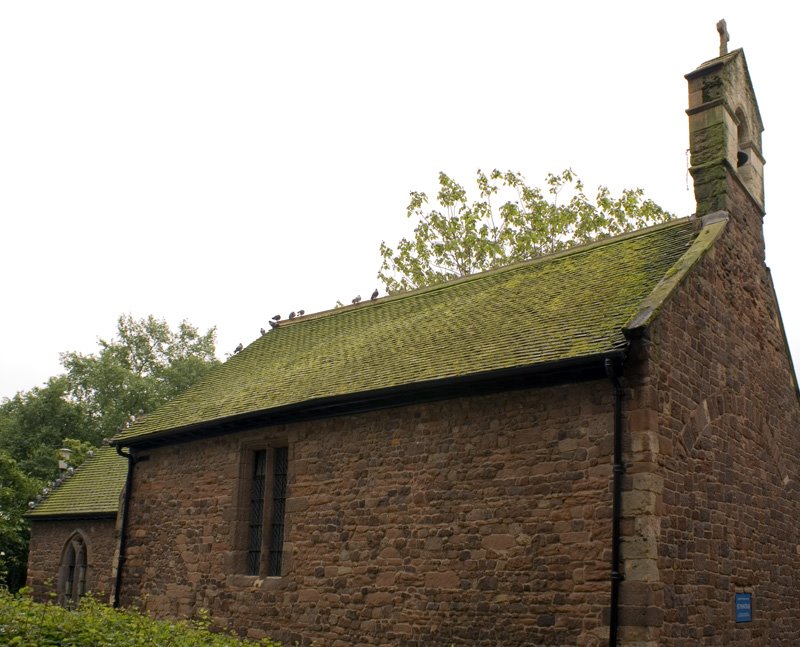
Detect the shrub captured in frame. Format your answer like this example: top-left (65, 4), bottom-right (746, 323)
top-left (0, 588), bottom-right (281, 646)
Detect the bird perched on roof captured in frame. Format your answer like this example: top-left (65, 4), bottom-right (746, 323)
top-left (234, 343), bottom-right (243, 354)
top-left (271, 314), bottom-right (281, 321)
top-left (260, 327), bottom-right (266, 336)
top-left (269, 320), bottom-right (279, 330)
top-left (297, 309), bottom-right (305, 316)
top-left (289, 311), bottom-right (296, 320)
top-left (352, 295), bottom-right (362, 305)
top-left (371, 288), bottom-right (379, 300)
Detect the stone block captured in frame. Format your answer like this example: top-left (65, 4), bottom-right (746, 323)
top-left (365, 591), bottom-right (393, 606)
top-left (481, 534), bottom-right (517, 552)
top-left (297, 589), bottom-right (320, 603)
top-left (622, 490), bottom-right (659, 516)
top-left (424, 571), bottom-right (460, 588)
top-left (627, 409), bottom-right (658, 433)
top-left (624, 558), bottom-right (660, 583)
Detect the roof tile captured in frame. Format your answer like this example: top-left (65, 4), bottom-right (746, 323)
top-left (26, 446), bottom-right (127, 518)
top-left (116, 218), bottom-right (700, 444)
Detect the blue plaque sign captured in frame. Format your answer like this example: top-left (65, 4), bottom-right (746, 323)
top-left (735, 593), bottom-right (752, 623)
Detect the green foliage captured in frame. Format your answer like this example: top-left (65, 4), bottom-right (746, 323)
top-left (0, 377), bottom-right (95, 481)
top-left (59, 438), bottom-right (96, 471)
top-left (0, 314), bottom-right (218, 590)
top-left (0, 453), bottom-right (40, 591)
top-left (61, 314), bottom-right (219, 441)
top-left (379, 168), bottom-right (674, 292)
top-left (0, 314), bottom-right (218, 482)
top-left (0, 588), bottom-right (282, 646)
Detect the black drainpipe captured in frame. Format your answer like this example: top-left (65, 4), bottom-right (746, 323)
top-left (605, 358), bottom-right (624, 646)
top-left (113, 445), bottom-right (136, 608)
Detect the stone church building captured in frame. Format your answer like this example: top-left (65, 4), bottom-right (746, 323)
top-left (26, 44), bottom-right (800, 645)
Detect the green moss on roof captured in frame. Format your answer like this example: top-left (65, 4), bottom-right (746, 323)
top-left (26, 446), bottom-right (127, 518)
top-left (116, 218), bottom-right (701, 444)
top-left (625, 215), bottom-right (728, 332)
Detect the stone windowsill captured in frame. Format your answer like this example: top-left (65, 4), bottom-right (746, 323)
top-left (226, 574), bottom-right (286, 591)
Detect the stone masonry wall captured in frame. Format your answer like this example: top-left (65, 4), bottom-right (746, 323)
top-left (621, 175), bottom-right (800, 645)
top-left (120, 380), bottom-right (618, 646)
top-left (26, 517), bottom-right (118, 603)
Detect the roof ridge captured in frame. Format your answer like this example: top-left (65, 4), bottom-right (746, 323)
top-left (115, 216), bottom-right (700, 445)
top-left (689, 47), bottom-right (743, 74)
top-left (280, 216), bottom-right (695, 328)
top-left (26, 445), bottom-right (126, 518)
top-left (24, 451), bottom-right (90, 513)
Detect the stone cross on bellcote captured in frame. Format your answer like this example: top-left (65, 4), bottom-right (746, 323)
top-left (717, 18), bottom-right (729, 56)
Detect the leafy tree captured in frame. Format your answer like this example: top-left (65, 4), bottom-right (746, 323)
top-left (0, 314), bottom-right (218, 590)
top-left (0, 315), bottom-right (218, 481)
top-left (0, 451), bottom-right (40, 591)
top-left (60, 314), bottom-right (218, 442)
top-left (379, 168), bottom-right (674, 292)
top-left (60, 438), bottom-right (97, 471)
top-left (0, 377), bottom-right (94, 481)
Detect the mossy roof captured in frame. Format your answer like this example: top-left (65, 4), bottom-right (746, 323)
top-left (115, 218), bottom-right (706, 445)
top-left (26, 446), bottom-right (127, 519)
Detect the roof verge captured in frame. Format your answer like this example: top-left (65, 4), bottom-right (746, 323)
top-left (624, 212), bottom-right (728, 334)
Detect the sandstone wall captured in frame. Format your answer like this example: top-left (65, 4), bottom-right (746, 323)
top-left (26, 517), bottom-right (118, 603)
top-left (623, 175), bottom-right (800, 645)
top-left (120, 381), bottom-right (617, 646)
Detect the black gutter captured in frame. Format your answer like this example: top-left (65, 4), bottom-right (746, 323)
top-left (113, 445), bottom-right (136, 608)
top-left (114, 351), bottom-right (626, 450)
top-left (25, 512), bottom-right (116, 522)
top-left (605, 358), bottom-right (625, 646)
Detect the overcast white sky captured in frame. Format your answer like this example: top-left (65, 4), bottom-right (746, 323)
top-left (1, 2), bottom-right (798, 400)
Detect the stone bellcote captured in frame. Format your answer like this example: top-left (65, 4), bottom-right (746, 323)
top-left (686, 47), bottom-right (765, 215)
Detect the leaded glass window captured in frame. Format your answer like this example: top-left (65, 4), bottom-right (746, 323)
top-left (60, 532), bottom-right (87, 606)
top-left (267, 447), bottom-right (288, 576)
top-left (247, 450), bottom-right (267, 575)
top-left (242, 446), bottom-right (288, 577)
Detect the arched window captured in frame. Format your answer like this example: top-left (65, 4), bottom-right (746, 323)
top-left (59, 532), bottom-right (88, 606)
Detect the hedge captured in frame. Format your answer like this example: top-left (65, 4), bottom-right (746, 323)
top-left (0, 588), bottom-right (281, 646)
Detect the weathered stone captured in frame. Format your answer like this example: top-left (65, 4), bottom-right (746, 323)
top-left (481, 534), bottom-right (516, 552)
top-left (296, 589), bottom-right (320, 603)
top-left (26, 518), bottom-right (117, 604)
top-left (424, 571), bottom-right (459, 588)
top-left (364, 591), bottom-right (392, 606)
